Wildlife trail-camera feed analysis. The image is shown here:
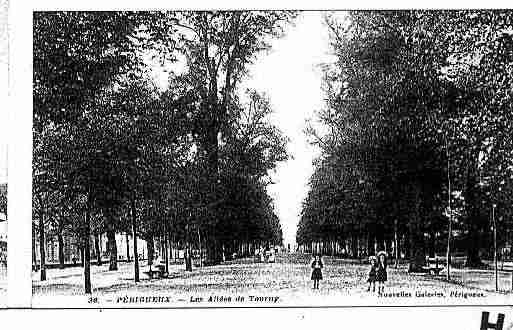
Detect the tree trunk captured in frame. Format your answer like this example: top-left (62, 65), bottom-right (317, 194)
top-left (164, 227), bottom-right (169, 274)
top-left (386, 237), bottom-right (393, 256)
top-left (32, 224), bottom-right (37, 270)
top-left (408, 231), bottom-right (426, 272)
top-left (367, 231), bottom-right (375, 257)
top-left (464, 152), bottom-right (485, 268)
top-left (394, 219), bottom-right (399, 268)
top-left (428, 232), bottom-right (436, 258)
top-left (94, 233), bottom-right (102, 266)
top-left (403, 232), bottom-right (410, 259)
top-left (38, 210), bottom-right (46, 281)
top-left (79, 247), bottom-right (84, 267)
top-left (147, 236), bottom-right (154, 266)
top-left (185, 223), bottom-right (192, 272)
top-left (106, 228), bottom-right (118, 271)
top-left (351, 234), bottom-right (358, 258)
top-left (126, 232), bottom-right (131, 262)
top-left (376, 226), bottom-right (385, 252)
top-left (466, 230), bottom-right (483, 268)
top-left (170, 232), bottom-right (175, 262)
top-left (203, 99), bottom-right (222, 266)
top-left (130, 198), bottom-right (139, 283)
top-left (198, 228), bottom-right (203, 267)
top-left (408, 186), bottom-right (426, 273)
top-left (57, 229), bottom-right (65, 269)
top-left (175, 239), bottom-right (179, 261)
top-left (206, 229), bottom-right (222, 265)
top-left (84, 208), bottom-right (92, 294)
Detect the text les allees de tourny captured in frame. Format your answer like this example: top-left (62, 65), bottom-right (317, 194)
top-left (104, 295), bottom-right (281, 304)
top-left (190, 295), bottom-right (280, 303)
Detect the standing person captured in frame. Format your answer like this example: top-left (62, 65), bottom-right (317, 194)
top-left (367, 256), bottom-right (377, 292)
top-left (310, 254), bottom-right (323, 289)
top-left (150, 254), bottom-right (161, 271)
top-left (376, 251), bottom-right (388, 294)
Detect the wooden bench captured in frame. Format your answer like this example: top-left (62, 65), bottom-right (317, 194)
top-left (144, 264), bottom-right (168, 279)
top-left (423, 257), bottom-right (444, 275)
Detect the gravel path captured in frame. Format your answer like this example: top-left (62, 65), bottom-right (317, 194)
top-left (32, 253), bottom-right (512, 307)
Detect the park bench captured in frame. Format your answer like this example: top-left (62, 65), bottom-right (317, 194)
top-left (144, 264), bottom-right (168, 279)
top-left (423, 257), bottom-right (444, 275)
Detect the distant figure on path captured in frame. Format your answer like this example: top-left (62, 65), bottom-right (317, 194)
top-left (150, 254), bottom-right (161, 270)
top-left (268, 250), bottom-right (276, 263)
top-left (310, 254), bottom-right (323, 289)
top-left (367, 256), bottom-right (377, 292)
top-left (376, 251), bottom-right (388, 294)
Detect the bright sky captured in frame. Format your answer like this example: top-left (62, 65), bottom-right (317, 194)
top-left (243, 12), bottom-right (335, 247)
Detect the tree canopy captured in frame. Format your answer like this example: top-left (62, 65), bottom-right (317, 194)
top-left (33, 11), bottom-right (296, 292)
top-left (299, 11), bottom-right (513, 271)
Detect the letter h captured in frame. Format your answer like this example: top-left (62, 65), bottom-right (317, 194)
top-left (481, 312), bottom-right (505, 330)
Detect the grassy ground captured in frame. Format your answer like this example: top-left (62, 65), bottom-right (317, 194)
top-left (32, 253), bottom-right (512, 307)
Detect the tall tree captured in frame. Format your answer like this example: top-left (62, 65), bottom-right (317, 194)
top-left (169, 11), bottom-right (296, 263)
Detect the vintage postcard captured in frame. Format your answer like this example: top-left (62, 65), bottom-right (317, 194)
top-left (31, 10), bottom-right (513, 308)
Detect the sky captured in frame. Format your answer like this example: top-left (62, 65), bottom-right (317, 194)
top-left (242, 12), bottom-right (335, 247)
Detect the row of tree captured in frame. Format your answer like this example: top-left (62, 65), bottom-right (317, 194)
top-left (298, 11), bottom-right (513, 272)
top-left (33, 11), bottom-right (296, 293)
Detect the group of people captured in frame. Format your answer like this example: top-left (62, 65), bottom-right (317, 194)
top-left (309, 251), bottom-right (388, 293)
top-left (255, 247), bottom-right (277, 263)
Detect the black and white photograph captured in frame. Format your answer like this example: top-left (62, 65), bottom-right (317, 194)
top-left (31, 10), bottom-right (513, 307)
